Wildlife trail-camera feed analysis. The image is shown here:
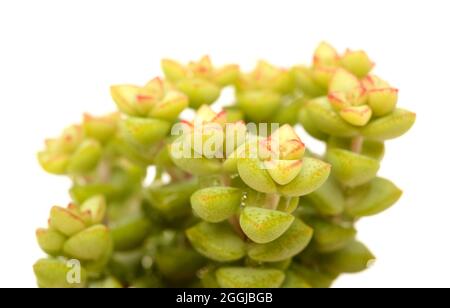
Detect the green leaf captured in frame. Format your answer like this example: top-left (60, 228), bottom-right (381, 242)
top-left (191, 187), bottom-right (242, 223)
top-left (346, 177), bottom-right (402, 217)
top-left (237, 158), bottom-right (277, 194)
top-left (265, 159), bottom-right (303, 186)
top-left (240, 207), bottom-right (294, 244)
top-left (305, 97), bottom-right (359, 137)
top-left (37, 151), bottom-right (70, 175)
top-left (110, 216), bottom-right (151, 251)
top-left (120, 117), bottom-right (171, 147)
top-left (327, 137), bottom-right (385, 161)
top-left (176, 78), bottom-right (221, 108)
top-left (236, 90), bottom-right (282, 122)
top-left (216, 267), bottom-right (285, 288)
top-left (50, 206), bottom-right (86, 237)
top-left (161, 59), bottom-right (187, 82)
top-left (282, 270), bottom-right (312, 288)
top-left (310, 219), bottom-right (356, 253)
top-left (326, 148), bottom-right (380, 187)
top-left (80, 195), bottom-right (106, 225)
top-left (155, 247), bottom-right (206, 283)
top-left (290, 264), bottom-right (336, 288)
top-left (63, 225), bottom-right (111, 261)
top-left (248, 218), bottom-right (313, 262)
top-left (67, 139), bottom-right (102, 174)
top-left (36, 228), bottom-right (66, 256)
top-left (34, 258), bottom-right (87, 288)
top-left (170, 144), bottom-right (222, 176)
top-left (186, 222), bottom-right (246, 262)
top-left (339, 50), bottom-right (373, 78)
top-left (298, 108), bottom-right (329, 141)
top-left (147, 179), bottom-right (199, 220)
top-left (320, 240), bottom-right (375, 274)
top-left (361, 108), bottom-right (416, 140)
top-left (304, 177), bottom-right (345, 216)
top-left (89, 276), bottom-right (122, 288)
top-left (278, 157), bottom-right (331, 197)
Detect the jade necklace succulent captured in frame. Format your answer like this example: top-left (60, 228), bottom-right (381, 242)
top-left (34, 43), bottom-right (415, 288)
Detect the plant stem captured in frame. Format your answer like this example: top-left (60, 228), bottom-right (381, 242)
top-left (265, 193), bottom-right (281, 210)
top-left (351, 136), bottom-right (364, 154)
top-left (228, 215), bottom-right (246, 240)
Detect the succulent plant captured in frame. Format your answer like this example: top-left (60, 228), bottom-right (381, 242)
top-left (34, 42), bottom-right (415, 288)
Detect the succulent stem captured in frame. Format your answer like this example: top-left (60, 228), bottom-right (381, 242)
top-left (351, 136), bottom-right (364, 154)
top-left (265, 193), bottom-right (281, 210)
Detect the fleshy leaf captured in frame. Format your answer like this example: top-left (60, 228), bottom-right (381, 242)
top-left (339, 105), bottom-right (372, 126)
top-left (80, 195), bottom-right (106, 225)
top-left (361, 108), bottom-right (416, 140)
top-left (346, 177), bottom-right (402, 217)
top-left (240, 207), bottom-right (294, 244)
top-left (36, 228), bottom-right (66, 256)
top-left (248, 218), bottom-right (313, 262)
top-left (313, 42), bottom-right (339, 67)
top-left (161, 59), bottom-right (188, 82)
top-left (236, 90), bottom-right (281, 122)
top-left (326, 148), bottom-right (380, 187)
top-left (329, 69), bottom-right (361, 93)
top-left (304, 177), bottom-right (345, 216)
top-left (33, 258), bottom-right (87, 288)
top-left (310, 219), bottom-right (356, 253)
top-left (50, 206), bottom-right (86, 237)
top-left (282, 271), bottom-right (312, 288)
top-left (306, 97), bottom-right (359, 137)
top-left (176, 78), bottom-right (221, 108)
top-left (120, 117), bottom-right (171, 146)
top-left (340, 50), bottom-right (374, 78)
top-left (63, 225), bottom-right (111, 261)
top-left (320, 240), bottom-right (375, 274)
top-left (278, 157), bottom-right (331, 197)
top-left (237, 158), bottom-right (277, 194)
top-left (186, 222), bottom-right (246, 262)
top-left (265, 160), bottom-right (303, 186)
top-left (111, 216), bottom-right (151, 251)
top-left (216, 267), bottom-right (285, 288)
top-left (191, 187), bottom-right (242, 223)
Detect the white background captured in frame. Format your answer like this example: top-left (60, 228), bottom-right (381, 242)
top-left (1, 0), bottom-right (449, 288)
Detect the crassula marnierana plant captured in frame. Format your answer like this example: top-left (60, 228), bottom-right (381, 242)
top-left (34, 42), bottom-right (415, 288)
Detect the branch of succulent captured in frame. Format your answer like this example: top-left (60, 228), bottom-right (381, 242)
top-left (34, 42), bottom-right (415, 288)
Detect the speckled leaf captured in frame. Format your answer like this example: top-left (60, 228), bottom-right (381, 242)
top-left (237, 158), bottom-right (277, 194)
top-left (306, 97), bottom-right (358, 137)
top-left (278, 157), bottom-right (331, 197)
top-left (120, 117), bottom-right (171, 146)
top-left (191, 187), bottom-right (242, 223)
top-left (50, 206), bottom-right (86, 237)
top-left (186, 222), bottom-right (246, 262)
top-left (361, 108), bottom-right (416, 140)
top-left (248, 218), bottom-right (313, 262)
top-left (326, 148), bottom-right (380, 187)
top-left (240, 207), bottom-right (294, 244)
top-left (320, 240), bottom-right (375, 274)
top-left (346, 177), bottom-right (402, 218)
top-left (304, 177), bottom-right (345, 216)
